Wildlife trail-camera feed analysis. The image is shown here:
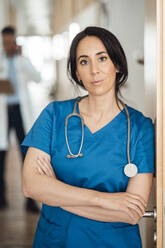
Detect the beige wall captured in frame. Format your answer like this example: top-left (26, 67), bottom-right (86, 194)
top-left (142, 1), bottom-right (156, 247)
top-left (144, 0), bottom-right (156, 120)
top-left (52, 0), bottom-right (97, 34)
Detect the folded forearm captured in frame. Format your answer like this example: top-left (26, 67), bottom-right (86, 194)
top-left (23, 172), bottom-right (145, 224)
top-left (61, 206), bottom-right (133, 223)
top-left (24, 148), bottom-right (146, 221)
top-left (23, 173), bottom-right (99, 207)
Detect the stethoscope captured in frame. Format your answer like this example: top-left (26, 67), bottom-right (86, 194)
top-left (65, 96), bottom-right (138, 178)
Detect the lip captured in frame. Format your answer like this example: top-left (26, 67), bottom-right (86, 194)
top-left (91, 79), bottom-right (104, 86)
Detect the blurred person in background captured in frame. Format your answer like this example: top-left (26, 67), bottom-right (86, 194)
top-left (0, 26), bottom-right (41, 212)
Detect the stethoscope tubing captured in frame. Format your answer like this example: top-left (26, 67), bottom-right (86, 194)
top-left (65, 97), bottom-right (85, 158)
top-left (119, 100), bottom-right (131, 164)
top-left (65, 96), bottom-right (130, 163)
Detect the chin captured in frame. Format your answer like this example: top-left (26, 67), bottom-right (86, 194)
top-left (88, 87), bottom-right (114, 97)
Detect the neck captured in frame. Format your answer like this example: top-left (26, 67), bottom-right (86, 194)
top-left (80, 90), bottom-right (122, 118)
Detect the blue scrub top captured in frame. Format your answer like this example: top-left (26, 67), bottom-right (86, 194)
top-left (21, 97), bottom-right (155, 248)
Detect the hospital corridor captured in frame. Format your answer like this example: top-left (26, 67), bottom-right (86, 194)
top-left (0, 0), bottom-right (164, 247)
top-left (0, 132), bottom-right (39, 247)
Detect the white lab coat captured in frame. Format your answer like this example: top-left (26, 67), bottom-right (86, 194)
top-left (0, 53), bottom-right (41, 150)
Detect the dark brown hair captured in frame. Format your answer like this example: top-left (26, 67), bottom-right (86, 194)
top-left (67, 26), bottom-right (128, 101)
top-left (1, 26), bottom-right (16, 35)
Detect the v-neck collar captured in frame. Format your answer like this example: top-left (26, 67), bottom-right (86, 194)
top-left (76, 100), bottom-right (126, 136)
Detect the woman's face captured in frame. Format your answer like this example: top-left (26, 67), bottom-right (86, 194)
top-left (76, 36), bottom-right (118, 97)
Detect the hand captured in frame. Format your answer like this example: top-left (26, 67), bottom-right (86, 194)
top-left (97, 192), bottom-right (147, 222)
top-left (36, 156), bottom-right (56, 178)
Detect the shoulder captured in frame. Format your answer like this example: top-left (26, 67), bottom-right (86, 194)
top-left (127, 106), bottom-right (153, 126)
top-left (41, 97), bottom-right (78, 117)
top-left (54, 97), bottom-right (77, 110)
top-left (127, 106), bottom-right (154, 138)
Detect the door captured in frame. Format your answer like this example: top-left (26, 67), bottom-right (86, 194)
top-left (156, 0), bottom-right (164, 247)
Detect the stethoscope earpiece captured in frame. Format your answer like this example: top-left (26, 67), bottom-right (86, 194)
top-left (66, 153), bottom-right (83, 159)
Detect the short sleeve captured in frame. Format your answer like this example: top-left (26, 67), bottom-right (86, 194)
top-left (132, 118), bottom-right (155, 174)
top-left (21, 102), bottom-right (54, 155)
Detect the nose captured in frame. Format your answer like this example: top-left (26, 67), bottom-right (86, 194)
top-left (90, 60), bottom-right (99, 75)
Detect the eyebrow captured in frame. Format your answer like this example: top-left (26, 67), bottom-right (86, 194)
top-left (77, 51), bottom-right (107, 61)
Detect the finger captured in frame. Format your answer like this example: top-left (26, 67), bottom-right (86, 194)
top-left (129, 198), bottom-right (145, 215)
top-left (38, 156), bottom-right (52, 170)
top-left (122, 205), bottom-right (138, 222)
top-left (36, 159), bottom-right (47, 174)
top-left (126, 196), bottom-right (146, 215)
top-left (128, 193), bottom-right (147, 208)
top-left (37, 166), bottom-right (45, 175)
top-left (45, 156), bottom-right (51, 163)
top-left (124, 207), bottom-right (135, 221)
top-left (37, 157), bottom-right (55, 177)
top-left (127, 202), bottom-right (144, 217)
top-left (35, 162), bottom-right (46, 175)
top-left (37, 158), bottom-right (52, 176)
top-left (127, 208), bottom-right (140, 224)
top-left (41, 157), bottom-right (56, 177)
top-left (37, 161), bottom-right (54, 178)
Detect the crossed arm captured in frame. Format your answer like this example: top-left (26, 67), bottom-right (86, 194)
top-left (22, 147), bottom-right (153, 225)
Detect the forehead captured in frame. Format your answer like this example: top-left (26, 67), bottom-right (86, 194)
top-left (76, 36), bottom-right (106, 56)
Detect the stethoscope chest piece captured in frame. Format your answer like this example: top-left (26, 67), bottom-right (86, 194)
top-left (124, 163), bottom-right (138, 177)
top-left (65, 97), bottom-right (139, 178)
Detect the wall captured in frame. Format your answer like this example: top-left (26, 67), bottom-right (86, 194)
top-left (0, 0), bottom-right (10, 30)
top-left (144, 0), bottom-right (156, 246)
top-left (54, 2), bottom-right (99, 101)
top-left (52, 0), bottom-right (97, 34)
top-left (0, 0), bottom-right (9, 51)
top-left (104, 0), bottom-right (145, 113)
top-left (144, 0), bottom-right (156, 120)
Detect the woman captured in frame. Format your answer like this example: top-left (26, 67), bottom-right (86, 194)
top-left (22, 26), bottom-right (155, 248)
